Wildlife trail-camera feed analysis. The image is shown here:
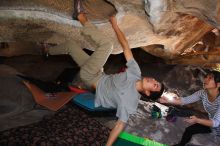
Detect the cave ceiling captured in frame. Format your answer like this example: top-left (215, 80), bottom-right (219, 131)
top-left (0, 0), bottom-right (220, 67)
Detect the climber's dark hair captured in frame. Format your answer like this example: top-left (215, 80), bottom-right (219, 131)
top-left (140, 83), bottom-right (165, 101)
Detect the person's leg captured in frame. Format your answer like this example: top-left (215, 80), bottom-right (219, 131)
top-left (77, 14), bottom-right (113, 86)
top-left (48, 40), bottom-right (90, 67)
top-left (73, 0), bottom-right (116, 86)
top-left (178, 123), bottom-right (211, 146)
top-left (80, 22), bottom-right (113, 86)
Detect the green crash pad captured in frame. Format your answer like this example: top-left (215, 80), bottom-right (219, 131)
top-left (113, 132), bottom-right (168, 146)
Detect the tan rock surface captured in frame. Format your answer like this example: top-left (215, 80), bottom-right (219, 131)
top-left (0, 0), bottom-right (219, 66)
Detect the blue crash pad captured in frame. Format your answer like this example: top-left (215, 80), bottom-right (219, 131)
top-left (72, 92), bottom-right (115, 111)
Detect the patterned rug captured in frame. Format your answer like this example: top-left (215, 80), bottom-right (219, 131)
top-left (0, 104), bottom-right (110, 146)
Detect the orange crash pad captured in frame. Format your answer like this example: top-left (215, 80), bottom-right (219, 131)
top-left (23, 81), bottom-right (76, 111)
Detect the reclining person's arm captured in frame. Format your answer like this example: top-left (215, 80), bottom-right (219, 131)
top-left (110, 16), bottom-right (134, 61)
top-left (106, 120), bottom-right (125, 146)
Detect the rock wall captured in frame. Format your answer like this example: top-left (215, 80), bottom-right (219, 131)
top-left (0, 0), bottom-right (219, 66)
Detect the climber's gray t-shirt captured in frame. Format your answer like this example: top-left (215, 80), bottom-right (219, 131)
top-left (95, 58), bottom-right (141, 123)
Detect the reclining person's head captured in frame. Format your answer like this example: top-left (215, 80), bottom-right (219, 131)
top-left (140, 77), bottom-right (165, 101)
